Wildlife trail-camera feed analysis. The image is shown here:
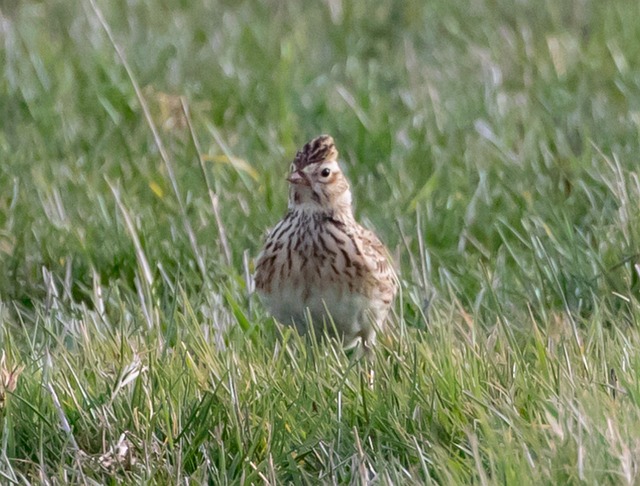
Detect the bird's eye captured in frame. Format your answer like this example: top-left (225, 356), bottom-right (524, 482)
top-left (320, 168), bottom-right (331, 177)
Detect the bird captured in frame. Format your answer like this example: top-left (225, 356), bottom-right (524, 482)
top-left (254, 135), bottom-right (397, 350)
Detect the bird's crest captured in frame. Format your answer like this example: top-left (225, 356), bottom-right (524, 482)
top-left (293, 135), bottom-right (338, 169)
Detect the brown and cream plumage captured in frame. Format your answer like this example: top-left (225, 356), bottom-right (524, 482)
top-left (254, 135), bottom-right (397, 349)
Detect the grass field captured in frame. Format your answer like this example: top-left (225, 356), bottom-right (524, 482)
top-left (2, 0), bottom-right (640, 483)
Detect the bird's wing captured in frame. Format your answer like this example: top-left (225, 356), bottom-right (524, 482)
top-left (353, 224), bottom-right (399, 298)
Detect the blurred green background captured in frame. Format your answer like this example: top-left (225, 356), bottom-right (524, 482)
top-left (2, 0), bottom-right (639, 313)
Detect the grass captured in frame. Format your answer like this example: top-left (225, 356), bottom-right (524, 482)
top-left (1, 0), bottom-right (640, 483)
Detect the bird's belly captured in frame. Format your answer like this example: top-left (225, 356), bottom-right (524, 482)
top-left (261, 283), bottom-right (370, 340)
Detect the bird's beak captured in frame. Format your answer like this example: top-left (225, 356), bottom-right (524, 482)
top-left (287, 170), bottom-right (309, 186)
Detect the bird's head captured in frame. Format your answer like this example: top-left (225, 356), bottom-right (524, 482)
top-left (287, 135), bottom-right (352, 214)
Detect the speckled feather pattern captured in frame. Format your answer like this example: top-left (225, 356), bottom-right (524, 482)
top-left (254, 135), bottom-right (397, 348)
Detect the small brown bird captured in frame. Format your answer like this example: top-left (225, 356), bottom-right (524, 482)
top-left (254, 135), bottom-right (397, 349)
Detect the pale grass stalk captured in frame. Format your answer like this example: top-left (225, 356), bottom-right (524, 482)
top-left (108, 181), bottom-right (153, 287)
top-left (468, 431), bottom-right (489, 486)
top-left (44, 353), bottom-right (89, 482)
top-left (353, 426), bottom-right (373, 484)
top-left (87, 0), bottom-right (206, 279)
top-left (181, 97), bottom-right (233, 267)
